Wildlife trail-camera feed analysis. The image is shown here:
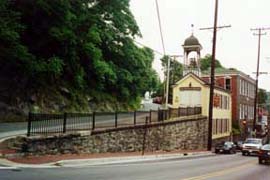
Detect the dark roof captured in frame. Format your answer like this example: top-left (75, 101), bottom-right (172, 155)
top-left (201, 68), bottom-right (255, 83)
top-left (184, 34), bottom-right (201, 46)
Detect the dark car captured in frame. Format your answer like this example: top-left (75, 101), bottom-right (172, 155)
top-left (234, 141), bottom-right (243, 151)
top-left (152, 97), bottom-right (162, 104)
top-left (215, 141), bottom-right (237, 154)
top-left (258, 144), bottom-right (270, 165)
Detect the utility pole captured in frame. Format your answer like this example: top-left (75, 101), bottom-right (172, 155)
top-left (207, 0), bottom-right (218, 151)
top-left (251, 27), bottom-right (270, 133)
top-left (165, 57), bottom-right (171, 108)
top-left (200, 0), bottom-right (230, 151)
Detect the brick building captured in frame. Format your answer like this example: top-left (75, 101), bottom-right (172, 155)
top-left (201, 68), bottom-right (256, 134)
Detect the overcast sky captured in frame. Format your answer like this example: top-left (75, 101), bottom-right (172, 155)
top-left (130, 0), bottom-right (270, 91)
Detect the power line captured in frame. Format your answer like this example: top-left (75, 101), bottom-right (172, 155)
top-left (154, 0), bottom-right (170, 108)
top-left (155, 0), bottom-right (166, 55)
top-left (133, 40), bottom-right (164, 56)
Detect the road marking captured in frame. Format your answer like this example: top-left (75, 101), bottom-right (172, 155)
top-left (182, 160), bottom-right (257, 180)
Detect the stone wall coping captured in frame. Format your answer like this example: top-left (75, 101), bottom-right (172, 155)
top-left (91, 115), bottom-right (207, 135)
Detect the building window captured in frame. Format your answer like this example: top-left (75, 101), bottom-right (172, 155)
top-left (239, 104), bottom-right (242, 119)
top-left (244, 81), bottom-right (247, 96)
top-left (216, 119), bottom-right (219, 134)
top-left (213, 119), bottom-right (215, 135)
top-left (228, 96), bottom-right (230, 109)
top-left (220, 95), bottom-right (223, 108)
top-left (240, 104), bottom-right (244, 119)
top-left (225, 78), bottom-right (231, 90)
top-left (240, 79), bottom-right (242, 95)
top-left (242, 80), bottom-right (245, 95)
top-left (248, 83), bottom-right (250, 96)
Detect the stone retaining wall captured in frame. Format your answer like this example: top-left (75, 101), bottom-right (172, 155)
top-left (16, 116), bottom-right (208, 156)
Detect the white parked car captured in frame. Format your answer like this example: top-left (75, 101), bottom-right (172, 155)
top-left (242, 138), bottom-right (263, 156)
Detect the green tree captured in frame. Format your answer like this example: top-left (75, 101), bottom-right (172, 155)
top-left (160, 55), bottom-right (183, 85)
top-left (258, 88), bottom-right (267, 105)
top-left (159, 55), bottom-right (183, 103)
top-left (0, 0), bottom-right (159, 109)
top-left (200, 54), bottom-right (223, 71)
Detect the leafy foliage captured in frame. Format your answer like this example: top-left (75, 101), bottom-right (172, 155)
top-left (0, 0), bottom-right (159, 109)
top-left (200, 54), bottom-right (223, 71)
top-left (156, 55), bottom-right (183, 102)
top-left (160, 55), bottom-right (183, 85)
top-left (258, 88), bottom-right (267, 105)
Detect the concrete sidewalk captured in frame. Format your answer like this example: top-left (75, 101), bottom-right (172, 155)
top-left (0, 150), bottom-right (214, 168)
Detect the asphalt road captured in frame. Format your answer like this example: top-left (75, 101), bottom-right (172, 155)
top-left (0, 153), bottom-right (269, 180)
top-left (0, 122), bottom-right (27, 139)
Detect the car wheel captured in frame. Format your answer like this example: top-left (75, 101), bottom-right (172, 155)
top-left (229, 149), bottom-right (233, 154)
top-left (215, 150), bottom-right (219, 154)
top-left (259, 158), bottom-right (263, 164)
top-left (242, 152), bottom-right (246, 156)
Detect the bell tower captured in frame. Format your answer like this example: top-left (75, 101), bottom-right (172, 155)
top-left (182, 27), bottom-right (202, 77)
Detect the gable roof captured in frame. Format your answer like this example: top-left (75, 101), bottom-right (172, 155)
top-left (174, 72), bottom-right (207, 86)
top-left (173, 72), bottom-right (231, 93)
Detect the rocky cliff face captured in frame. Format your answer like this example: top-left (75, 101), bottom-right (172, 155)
top-left (0, 79), bottom-right (138, 122)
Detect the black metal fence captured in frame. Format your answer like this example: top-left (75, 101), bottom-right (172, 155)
top-left (27, 107), bottom-right (202, 136)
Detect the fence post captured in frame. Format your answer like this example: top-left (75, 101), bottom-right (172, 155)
top-left (142, 116), bottom-right (149, 156)
top-left (27, 112), bottom-right (32, 136)
top-left (115, 111), bottom-right (118, 128)
top-left (92, 112), bottom-right (95, 130)
top-left (162, 110), bottom-right (165, 121)
top-left (63, 112), bottom-right (67, 133)
top-left (157, 108), bottom-right (160, 121)
top-left (149, 109), bottom-right (152, 123)
top-left (134, 111), bottom-right (136, 125)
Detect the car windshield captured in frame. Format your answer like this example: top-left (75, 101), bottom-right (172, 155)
top-left (223, 142), bottom-right (232, 146)
top-left (245, 139), bottom-right (261, 144)
top-left (237, 141), bottom-right (243, 145)
top-left (261, 144), bottom-right (270, 150)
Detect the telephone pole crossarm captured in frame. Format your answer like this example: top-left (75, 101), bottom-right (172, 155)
top-left (199, 25), bottom-right (231, 31)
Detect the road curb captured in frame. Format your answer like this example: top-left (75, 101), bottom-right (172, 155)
top-left (0, 151), bottom-right (215, 168)
top-left (56, 151), bottom-right (215, 167)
